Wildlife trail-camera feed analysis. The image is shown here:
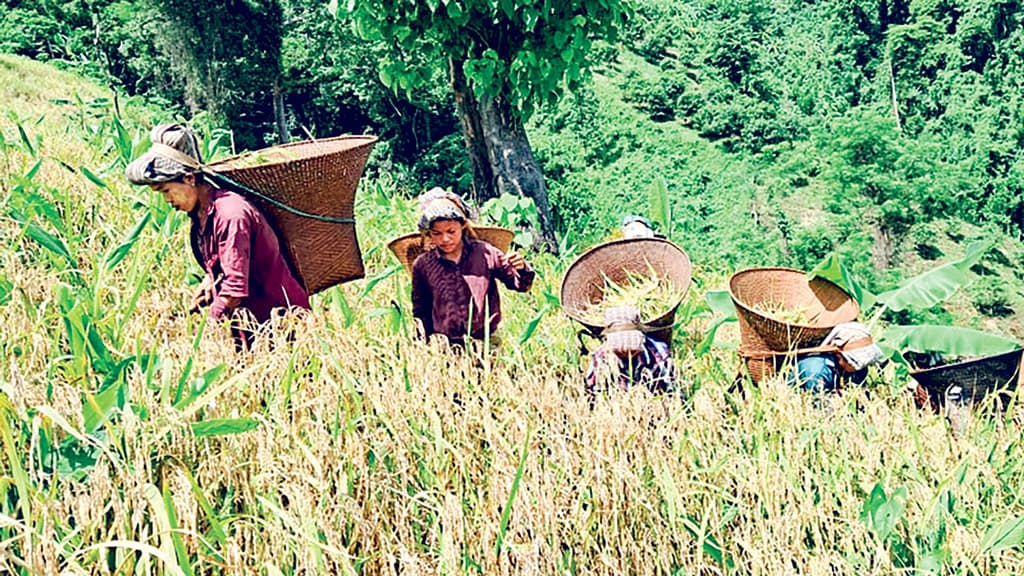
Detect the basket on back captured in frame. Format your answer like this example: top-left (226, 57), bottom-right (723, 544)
top-left (730, 267), bottom-right (859, 382)
top-left (388, 227), bottom-right (515, 275)
top-left (560, 238), bottom-right (692, 346)
top-left (909, 348), bottom-right (1023, 410)
top-left (206, 135), bottom-right (378, 295)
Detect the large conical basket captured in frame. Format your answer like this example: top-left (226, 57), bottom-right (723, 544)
top-left (388, 227), bottom-right (515, 275)
top-left (909, 348), bottom-right (1023, 410)
top-left (206, 135), bottom-right (378, 295)
top-left (560, 238), bottom-right (692, 346)
top-left (730, 267), bottom-right (859, 382)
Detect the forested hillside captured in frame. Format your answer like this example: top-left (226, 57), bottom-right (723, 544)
top-left (3, 0), bottom-right (1023, 326)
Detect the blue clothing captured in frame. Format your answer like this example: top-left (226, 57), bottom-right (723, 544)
top-left (789, 354), bottom-right (867, 393)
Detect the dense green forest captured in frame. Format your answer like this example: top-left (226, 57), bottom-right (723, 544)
top-left (3, 0), bottom-right (1024, 318)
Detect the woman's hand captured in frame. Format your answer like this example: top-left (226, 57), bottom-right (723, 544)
top-left (505, 251), bottom-right (527, 270)
top-left (189, 276), bottom-right (217, 314)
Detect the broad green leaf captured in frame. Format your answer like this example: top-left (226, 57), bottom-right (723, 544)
top-left (24, 159), bottom-right (42, 181)
top-left (952, 239), bottom-right (992, 272)
top-left (878, 325), bottom-right (1019, 362)
top-left (82, 379), bottom-right (125, 434)
top-left (105, 212), bottom-right (152, 271)
top-left (877, 240), bottom-right (992, 312)
top-left (808, 252), bottom-right (875, 310)
top-left (980, 516), bottom-right (1024, 555)
top-left (0, 278), bottom-right (12, 307)
top-left (695, 316), bottom-right (736, 357)
top-left (649, 176), bottom-right (670, 235)
top-left (143, 484), bottom-right (189, 576)
top-left (191, 418), bottom-right (259, 437)
top-left (518, 305), bottom-right (549, 344)
top-left (23, 223), bottom-right (75, 267)
top-left (174, 363), bottom-right (226, 410)
top-left (705, 289), bottom-right (736, 318)
top-left (860, 482), bottom-right (906, 542)
top-left (876, 263), bottom-right (970, 313)
top-left (16, 122), bottom-right (35, 157)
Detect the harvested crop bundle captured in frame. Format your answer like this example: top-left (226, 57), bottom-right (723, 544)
top-left (581, 267), bottom-right (686, 325)
top-left (751, 299), bottom-right (815, 325)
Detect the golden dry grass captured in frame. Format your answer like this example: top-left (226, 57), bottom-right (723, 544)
top-left (1, 54), bottom-right (1024, 575)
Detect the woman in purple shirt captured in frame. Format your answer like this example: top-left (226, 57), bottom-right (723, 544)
top-left (126, 124), bottom-right (309, 350)
top-left (411, 189), bottom-right (534, 346)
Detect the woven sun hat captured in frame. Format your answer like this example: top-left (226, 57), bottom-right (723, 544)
top-left (203, 135), bottom-right (378, 295)
top-left (560, 237), bottom-right (691, 345)
top-left (602, 306), bottom-right (645, 356)
top-left (908, 348), bottom-right (1023, 409)
top-left (729, 267), bottom-right (859, 353)
top-left (388, 226), bottom-right (515, 275)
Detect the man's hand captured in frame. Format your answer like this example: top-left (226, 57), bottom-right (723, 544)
top-left (505, 251), bottom-right (526, 270)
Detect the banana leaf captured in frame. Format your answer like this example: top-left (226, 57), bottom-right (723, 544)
top-left (878, 325), bottom-right (1020, 364)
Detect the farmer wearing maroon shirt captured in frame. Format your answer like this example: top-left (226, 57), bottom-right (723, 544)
top-left (411, 188), bottom-right (534, 347)
top-left (126, 124), bottom-right (309, 350)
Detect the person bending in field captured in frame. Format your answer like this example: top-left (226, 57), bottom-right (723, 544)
top-left (585, 306), bottom-right (677, 400)
top-left (125, 123), bottom-right (309, 351)
top-left (411, 188), bottom-right (534, 347)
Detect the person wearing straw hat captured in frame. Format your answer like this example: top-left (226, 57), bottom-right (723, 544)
top-left (411, 188), bottom-right (534, 347)
top-left (125, 123), bottom-right (309, 350)
top-left (585, 306), bottom-right (677, 399)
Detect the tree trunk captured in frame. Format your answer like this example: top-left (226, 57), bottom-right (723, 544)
top-left (273, 78), bottom-right (288, 144)
top-left (449, 57), bottom-right (559, 253)
top-left (449, 58), bottom-right (493, 203)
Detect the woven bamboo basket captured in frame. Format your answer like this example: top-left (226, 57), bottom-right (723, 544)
top-left (730, 267), bottom-right (859, 383)
top-left (560, 238), bottom-right (692, 346)
top-left (909, 348), bottom-right (1023, 409)
top-left (388, 227), bottom-right (515, 275)
top-left (206, 135), bottom-right (377, 295)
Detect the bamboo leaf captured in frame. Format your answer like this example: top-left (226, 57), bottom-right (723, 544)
top-left (191, 417), bottom-right (259, 437)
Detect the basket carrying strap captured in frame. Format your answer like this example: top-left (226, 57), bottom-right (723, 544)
top-left (149, 142), bottom-right (356, 225)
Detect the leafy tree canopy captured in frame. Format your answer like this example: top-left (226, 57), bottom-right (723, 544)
top-left (343, 0), bottom-right (630, 118)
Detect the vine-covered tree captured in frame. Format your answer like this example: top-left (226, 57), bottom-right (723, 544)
top-left (344, 0), bottom-right (630, 249)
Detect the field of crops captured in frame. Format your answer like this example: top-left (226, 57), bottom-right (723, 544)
top-left (2, 54), bottom-right (1024, 575)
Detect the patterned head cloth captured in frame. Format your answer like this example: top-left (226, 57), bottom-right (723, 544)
top-left (417, 187), bottom-right (476, 231)
top-left (125, 124), bottom-right (204, 185)
top-left (602, 306), bottom-right (645, 356)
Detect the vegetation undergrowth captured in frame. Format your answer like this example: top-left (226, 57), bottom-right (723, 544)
top-left (2, 54), bottom-right (1024, 575)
